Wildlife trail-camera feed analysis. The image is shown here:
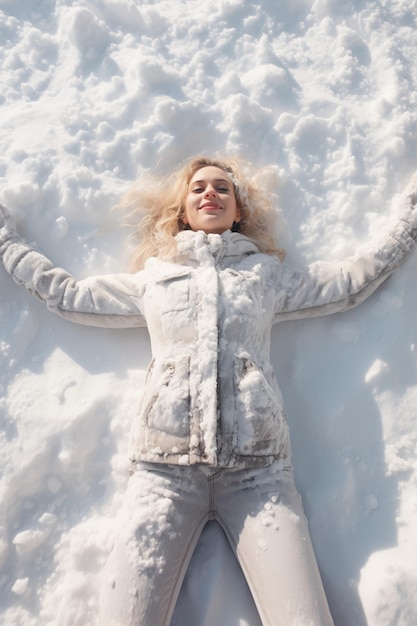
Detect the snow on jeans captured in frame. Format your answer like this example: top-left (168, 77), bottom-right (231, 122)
top-left (98, 462), bottom-right (334, 626)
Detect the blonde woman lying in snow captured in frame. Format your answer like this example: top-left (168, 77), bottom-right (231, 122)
top-left (1, 156), bottom-right (417, 626)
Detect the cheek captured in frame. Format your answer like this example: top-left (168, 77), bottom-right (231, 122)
top-left (186, 194), bottom-right (197, 210)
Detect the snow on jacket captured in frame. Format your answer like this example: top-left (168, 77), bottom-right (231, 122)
top-left (1, 201), bottom-right (417, 468)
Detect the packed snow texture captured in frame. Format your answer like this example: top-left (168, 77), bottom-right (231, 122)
top-left (1, 0), bottom-right (417, 624)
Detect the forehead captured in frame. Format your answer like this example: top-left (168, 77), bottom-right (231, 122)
top-left (189, 165), bottom-right (232, 185)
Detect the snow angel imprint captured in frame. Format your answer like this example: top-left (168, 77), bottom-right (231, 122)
top-left (1, 156), bottom-right (417, 626)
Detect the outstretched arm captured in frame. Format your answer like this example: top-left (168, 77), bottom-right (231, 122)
top-left (0, 203), bottom-right (147, 328)
top-left (272, 171), bottom-right (417, 322)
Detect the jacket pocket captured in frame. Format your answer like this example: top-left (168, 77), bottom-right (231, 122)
top-left (139, 355), bottom-right (191, 454)
top-left (154, 272), bottom-right (190, 313)
top-left (233, 357), bottom-right (284, 456)
top-left (151, 273), bottom-right (192, 337)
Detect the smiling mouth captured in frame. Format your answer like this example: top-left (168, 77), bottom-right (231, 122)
top-left (200, 203), bottom-right (222, 210)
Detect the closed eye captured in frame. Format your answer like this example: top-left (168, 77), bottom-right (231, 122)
top-left (191, 186), bottom-right (229, 194)
top-left (190, 178), bottom-right (233, 194)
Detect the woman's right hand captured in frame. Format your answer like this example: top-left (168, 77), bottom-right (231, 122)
top-left (0, 202), bottom-right (18, 247)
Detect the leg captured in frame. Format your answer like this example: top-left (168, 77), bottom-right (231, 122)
top-left (215, 463), bottom-right (334, 626)
top-left (98, 463), bottom-right (209, 626)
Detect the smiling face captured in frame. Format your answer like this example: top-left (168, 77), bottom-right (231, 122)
top-left (183, 166), bottom-right (241, 235)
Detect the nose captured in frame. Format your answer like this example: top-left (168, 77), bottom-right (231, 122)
top-left (204, 185), bottom-right (218, 197)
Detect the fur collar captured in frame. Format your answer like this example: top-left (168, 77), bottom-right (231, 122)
top-left (174, 229), bottom-right (260, 265)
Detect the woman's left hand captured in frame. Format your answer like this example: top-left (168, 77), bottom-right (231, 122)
top-left (400, 170), bottom-right (417, 236)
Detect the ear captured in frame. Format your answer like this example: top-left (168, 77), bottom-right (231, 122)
top-left (234, 208), bottom-right (241, 223)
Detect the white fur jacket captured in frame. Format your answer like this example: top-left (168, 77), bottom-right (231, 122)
top-left (1, 196), bottom-right (417, 468)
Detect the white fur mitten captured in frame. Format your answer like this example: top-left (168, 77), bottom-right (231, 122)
top-left (0, 202), bottom-right (18, 250)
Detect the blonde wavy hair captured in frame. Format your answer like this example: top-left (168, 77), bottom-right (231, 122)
top-left (118, 156), bottom-right (284, 270)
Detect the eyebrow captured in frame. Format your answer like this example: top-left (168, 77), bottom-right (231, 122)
top-left (190, 178), bottom-right (232, 186)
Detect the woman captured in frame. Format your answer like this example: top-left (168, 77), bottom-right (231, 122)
top-left (1, 156), bottom-right (417, 626)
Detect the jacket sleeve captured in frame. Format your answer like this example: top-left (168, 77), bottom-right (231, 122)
top-left (0, 229), bottom-right (147, 329)
top-left (272, 174), bottom-right (417, 322)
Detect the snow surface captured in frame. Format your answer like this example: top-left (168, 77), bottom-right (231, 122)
top-left (1, 0), bottom-right (417, 624)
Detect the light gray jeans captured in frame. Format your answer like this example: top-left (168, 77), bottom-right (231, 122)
top-left (98, 462), bottom-right (334, 626)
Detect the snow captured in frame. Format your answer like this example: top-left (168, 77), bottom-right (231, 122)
top-left (1, 0), bottom-right (417, 624)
